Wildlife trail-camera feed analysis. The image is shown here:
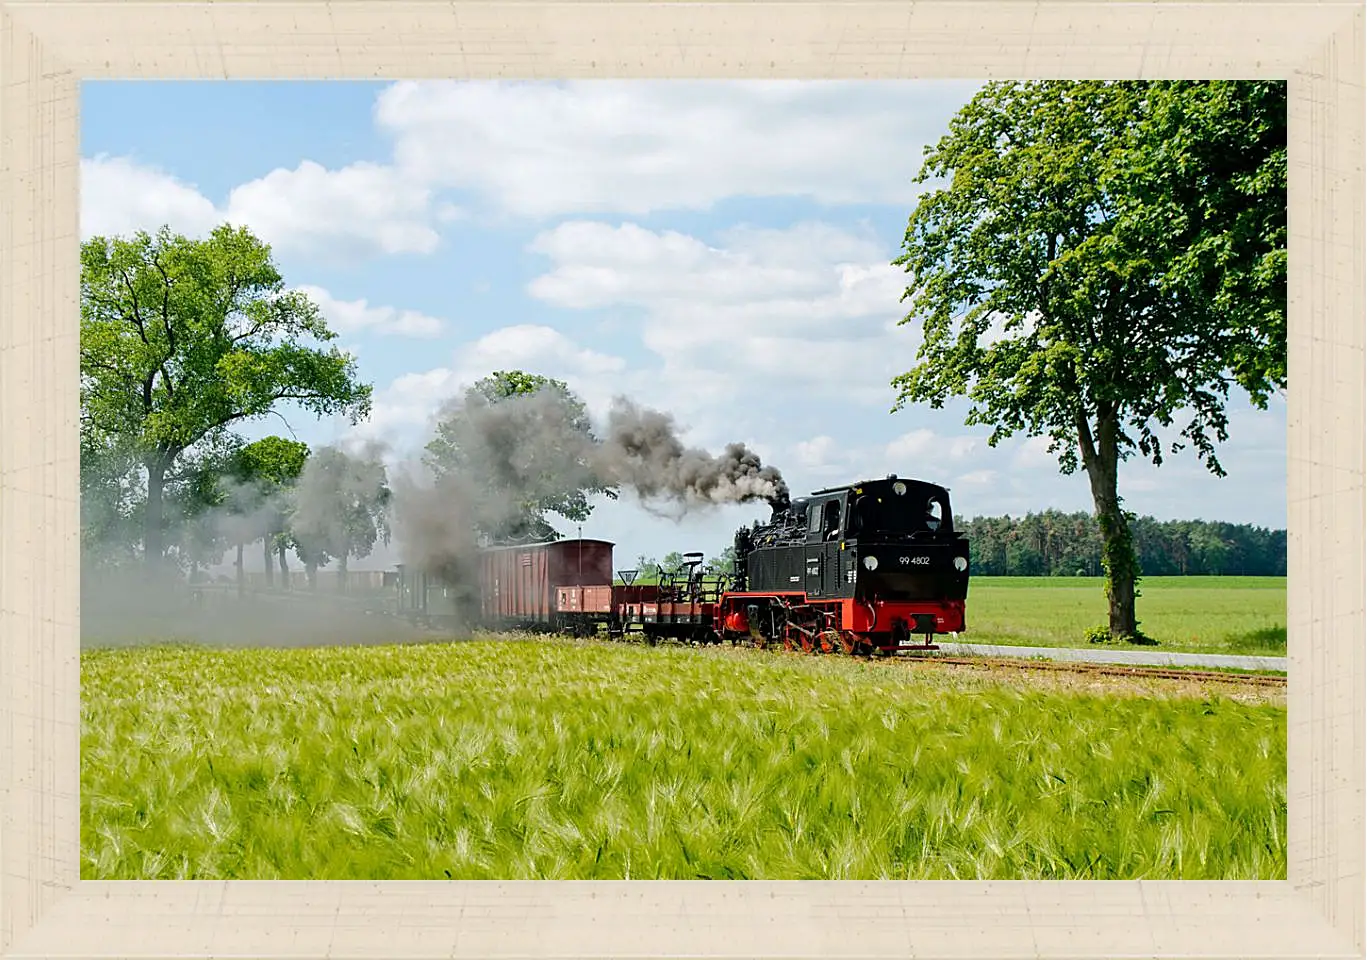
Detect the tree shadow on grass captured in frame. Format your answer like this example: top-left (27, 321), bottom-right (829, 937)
top-left (1223, 626), bottom-right (1287, 654)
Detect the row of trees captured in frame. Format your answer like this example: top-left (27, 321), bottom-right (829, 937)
top-left (82, 425), bottom-right (394, 591)
top-left (641, 514), bottom-right (1287, 584)
top-left (954, 511), bottom-right (1286, 578)
top-left (80, 223), bottom-right (389, 590)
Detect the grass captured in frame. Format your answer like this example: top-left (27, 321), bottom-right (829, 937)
top-left (82, 636), bottom-right (1286, 881)
top-left (963, 576), bottom-right (1286, 656)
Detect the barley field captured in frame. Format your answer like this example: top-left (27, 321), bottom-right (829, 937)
top-left (965, 576), bottom-right (1286, 654)
top-left (81, 636), bottom-right (1286, 881)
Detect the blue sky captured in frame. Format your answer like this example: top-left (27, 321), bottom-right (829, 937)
top-left (81, 80), bottom-right (1287, 572)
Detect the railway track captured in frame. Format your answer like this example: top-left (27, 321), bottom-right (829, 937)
top-left (905, 654), bottom-right (1287, 687)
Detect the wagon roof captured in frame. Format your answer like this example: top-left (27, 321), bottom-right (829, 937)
top-left (479, 538), bottom-right (616, 552)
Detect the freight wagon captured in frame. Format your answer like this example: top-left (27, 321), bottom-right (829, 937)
top-left (396, 538), bottom-right (617, 634)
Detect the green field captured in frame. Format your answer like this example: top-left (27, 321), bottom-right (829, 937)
top-left (82, 637), bottom-right (1286, 881)
top-left (963, 576), bottom-right (1286, 655)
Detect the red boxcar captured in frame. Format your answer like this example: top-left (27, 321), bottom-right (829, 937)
top-left (477, 539), bottom-right (614, 629)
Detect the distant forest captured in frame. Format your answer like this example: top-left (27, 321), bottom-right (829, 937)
top-left (954, 510), bottom-right (1286, 577)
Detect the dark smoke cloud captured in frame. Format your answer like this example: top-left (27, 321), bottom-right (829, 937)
top-left (387, 386), bottom-right (789, 619)
top-left (595, 398), bottom-right (790, 511)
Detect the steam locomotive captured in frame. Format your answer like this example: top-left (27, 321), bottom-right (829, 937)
top-left (393, 474), bottom-right (970, 656)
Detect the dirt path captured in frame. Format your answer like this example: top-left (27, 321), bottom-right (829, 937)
top-left (933, 640), bottom-right (1286, 673)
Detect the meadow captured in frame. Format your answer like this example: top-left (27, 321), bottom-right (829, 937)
top-left (82, 636), bottom-right (1286, 881)
top-left (963, 576), bottom-right (1287, 655)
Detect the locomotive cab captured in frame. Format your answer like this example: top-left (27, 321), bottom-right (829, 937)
top-left (838, 477), bottom-right (970, 631)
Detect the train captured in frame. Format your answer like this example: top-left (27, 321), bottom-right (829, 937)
top-left (393, 473), bottom-right (971, 656)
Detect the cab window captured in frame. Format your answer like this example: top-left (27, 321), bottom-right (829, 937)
top-left (924, 498), bottom-right (943, 531)
top-left (823, 500), bottom-right (842, 538)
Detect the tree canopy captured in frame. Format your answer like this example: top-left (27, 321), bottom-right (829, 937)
top-left (80, 223), bottom-right (372, 575)
top-left (891, 80), bottom-right (1286, 640)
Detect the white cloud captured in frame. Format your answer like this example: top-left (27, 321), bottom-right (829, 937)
top-left (293, 285), bottom-right (445, 339)
top-left (453, 324), bottom-right (626, 382)
top-left (885, 429), bottom-right (976, 463)
top-left (1012, 435), bottom-right (1058, 470)
top-left (357, 325), bottom-right (629, 448)
top-left (955, 469), bottom-right (998, 487)
top-left (795, 435), bottom-right (837, 469)
top-left (374, 80), bottom-right (982, 218)
top-left (358, 368), bottom-right (458, 439)
top-left (80, 156), bottom-right (221, 240)
top-left (787, 428), bottom-right (986, 492)
top-left (526, 219), bottom-right (916, 412)
top-left (82, 80), bottom-right (983, 270)
top-left (80, 156), bottom-right (439, 260)
top-left (83, 81), bottom-right (984, 268)
top-left (528, 221), bottom-right (901, 337)
top-left (224, 160), bottom-right (439, 258)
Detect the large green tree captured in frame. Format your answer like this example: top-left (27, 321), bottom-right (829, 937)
top-left (80, 224), bottom-right (372, 577)
top-left (423, 370), bottom-right (616, 543)
top-left (890, 80), bottom-right (1286, 640)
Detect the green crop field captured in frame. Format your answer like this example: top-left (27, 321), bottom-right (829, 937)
top-left (962, 576), bottom-right (1286, 655)
top-left (82, 637), bottom-right (1286, 882)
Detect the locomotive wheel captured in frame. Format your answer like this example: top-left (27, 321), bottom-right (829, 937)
top-left (819, 629), bottom-right (855, 656)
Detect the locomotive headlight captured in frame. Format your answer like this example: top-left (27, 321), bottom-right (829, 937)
top-left (953, 556), bottom-right (968, 572)
top-left (892, 481), bottom-right (907, 496)
top-left (862, 555), bottom-right (879, 571)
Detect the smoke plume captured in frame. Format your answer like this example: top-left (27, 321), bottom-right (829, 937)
top-left (385, 386), bottom-right (789, 622)
top-left (595, 398), bottom-right (790, 511)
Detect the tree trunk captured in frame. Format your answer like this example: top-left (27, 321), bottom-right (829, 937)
top-left (144, 459), bottom-right (168, 579)
top-left (1075, 410), bottom-right (1141, 640)
top-left (306, 561), bottom-right (318, 591)
top-left (263, 537), bottom-right (275, 588)
top-left (236, 542), bottom-right (245, 600)
top-left (338, 554), bottom-right (348, 593)
top-left (278, 542), bottom-right (290, 590)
